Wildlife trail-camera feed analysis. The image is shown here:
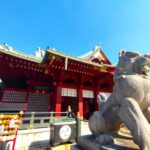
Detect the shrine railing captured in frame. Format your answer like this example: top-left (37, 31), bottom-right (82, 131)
top-left (19, 111), bottom-right (75, 130)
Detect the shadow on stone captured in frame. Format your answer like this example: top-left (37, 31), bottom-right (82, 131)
top-left (28, 140), bottom-right (50, 150)
top-left (77, 133), bottom-right (139, 150)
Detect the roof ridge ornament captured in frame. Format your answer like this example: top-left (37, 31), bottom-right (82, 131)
top-left (94, 43), bottom-right (101, 51)
top-left (35, 47), bottom-right (45, 58)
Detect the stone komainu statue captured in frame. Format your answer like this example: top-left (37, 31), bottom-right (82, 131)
top-left (89, 50), bottom-right (150, 150)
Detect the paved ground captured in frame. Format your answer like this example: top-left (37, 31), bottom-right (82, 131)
top-left (16, 122), bottom-right (139, 150)
top-left (75, 124), bottom-right (139, 150)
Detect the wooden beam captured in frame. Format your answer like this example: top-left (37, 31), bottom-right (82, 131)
top-left (65, 57), bottom-right (68, 70)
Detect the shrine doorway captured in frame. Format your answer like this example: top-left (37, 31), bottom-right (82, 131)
top-left (83, 98), bottom-right (95, 120)
top-left (61, 97), bottom-right (78, 115)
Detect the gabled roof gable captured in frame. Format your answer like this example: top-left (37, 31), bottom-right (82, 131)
top-left (79, 44), bottom-right (111, 65)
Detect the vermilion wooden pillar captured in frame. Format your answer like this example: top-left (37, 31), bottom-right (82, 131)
top-left (78, 88), bottom-right (83, 119)
top-left (55, 86), bottom-right (62, 113)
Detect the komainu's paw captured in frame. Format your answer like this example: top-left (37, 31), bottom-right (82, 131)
top-left (142, 142), bottom-right (150, 150)
top-left (95, 134), bottom-right (114, 145)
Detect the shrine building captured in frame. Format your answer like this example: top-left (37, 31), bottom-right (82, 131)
top-left (0, 44), bottom-right (115, 119)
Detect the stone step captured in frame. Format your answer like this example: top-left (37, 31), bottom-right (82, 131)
top-left (50, 143), bottom-right (82, 150)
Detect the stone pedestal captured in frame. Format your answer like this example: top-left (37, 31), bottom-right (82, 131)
top-left (77, 133), bottom-right (139, 150)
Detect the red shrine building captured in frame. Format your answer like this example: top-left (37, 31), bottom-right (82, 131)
top-left (0, 44), bottom-right (115, 119)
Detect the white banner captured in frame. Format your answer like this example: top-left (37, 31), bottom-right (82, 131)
top-left (82, 90), bottom-right (94, 98)
top-left (61, 88), bottom-right (77, 97)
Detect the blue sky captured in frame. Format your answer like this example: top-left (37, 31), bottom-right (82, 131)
top-left (0, 0), bottom-right (150, 64)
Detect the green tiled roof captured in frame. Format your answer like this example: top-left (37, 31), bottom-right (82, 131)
top-left (79, 44), bottom-right (100, 59)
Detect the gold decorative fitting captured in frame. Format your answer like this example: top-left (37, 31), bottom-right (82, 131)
top-left (100, 67), bottom-right (108, 72)
top-left (44, 69), bottom-right (49, 74)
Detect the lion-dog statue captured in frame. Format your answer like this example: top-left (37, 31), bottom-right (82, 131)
top-left (89, 50), bottom-right (150, 150)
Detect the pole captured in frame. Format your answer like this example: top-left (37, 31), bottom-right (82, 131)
top-left (75, 112), bottom-right (81, 138)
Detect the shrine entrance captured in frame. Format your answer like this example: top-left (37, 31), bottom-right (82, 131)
top-left (61, 97), bottom-right (78, 115)
top-left (82, 90), bottom-right (95, 120)
top-left (83, 98), bottom-right (95, 120)
top-left (61, 88), bottom-right (78, 115)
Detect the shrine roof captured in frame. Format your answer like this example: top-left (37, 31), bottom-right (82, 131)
top-left (43, 48), bottom-right (114, 69)
top-left (79, 44), bottom-right (111, 64)
top-left (79, 45), bottom-right (100, 59)
top-left (0, 44), bottom-right (42, 63)
top-left (0, 44), bottom-right (114, 70)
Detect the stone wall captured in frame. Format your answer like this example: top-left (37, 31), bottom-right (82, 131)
top-left (0, 128), bottom-right (50, 150)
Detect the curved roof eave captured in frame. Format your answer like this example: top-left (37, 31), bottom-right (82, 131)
top-left (0, 46), bottom-right (42, 63)
top-left (43, 49), bottom-right (115, 69)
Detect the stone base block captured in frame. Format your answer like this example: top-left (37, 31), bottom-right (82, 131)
top-left (77, 133), bottom-right (139, 150)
